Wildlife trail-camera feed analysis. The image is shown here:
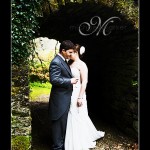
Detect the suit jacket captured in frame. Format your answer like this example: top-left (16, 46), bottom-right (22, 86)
top-left (49, 54), bottom-right (73, 120)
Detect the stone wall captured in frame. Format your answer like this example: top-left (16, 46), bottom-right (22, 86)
top-left (11, 64), bottom-right (31, 149)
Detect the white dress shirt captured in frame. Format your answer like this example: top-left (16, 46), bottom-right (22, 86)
top-left (57, 53), bottom-right (65, 61)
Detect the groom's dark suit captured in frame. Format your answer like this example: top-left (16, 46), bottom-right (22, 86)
top-left (49, 54), bottom-right (73, 150)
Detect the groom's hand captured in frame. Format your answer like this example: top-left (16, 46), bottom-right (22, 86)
top-left (71, 78), bottom-right (79, 84)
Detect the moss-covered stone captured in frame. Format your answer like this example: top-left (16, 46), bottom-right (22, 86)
top-left (11, 135), bottom-right (31, 150)
top-left (11, 64), bottom-right (31, 148)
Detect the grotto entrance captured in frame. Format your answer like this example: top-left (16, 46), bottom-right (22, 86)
top-left (31, 3), bottom-right (138, 148)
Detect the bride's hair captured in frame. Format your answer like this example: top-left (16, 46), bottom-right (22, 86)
top-left (74, 44), bottom-right (85, 58)
top-left (68, 44), bottom-right (85, 65)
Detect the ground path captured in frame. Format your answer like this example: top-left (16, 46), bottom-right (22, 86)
top-left (30, 94), bottom-right (138, 150)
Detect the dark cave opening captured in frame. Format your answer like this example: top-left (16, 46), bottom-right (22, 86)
top-left (36, 2), bottom-right (138, 138)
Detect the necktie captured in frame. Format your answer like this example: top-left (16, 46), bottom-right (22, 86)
top-left (65, 59), bottom-right (68, 64)
top-left (65, 59), bottom-right (71, 71)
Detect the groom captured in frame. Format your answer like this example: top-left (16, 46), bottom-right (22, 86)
top-left (49, 40), bottom-right (78, 150)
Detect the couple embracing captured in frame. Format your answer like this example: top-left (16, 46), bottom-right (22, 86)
top-left (49, 40), bottom-right (105, 150)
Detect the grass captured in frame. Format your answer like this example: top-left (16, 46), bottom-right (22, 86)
top-left (29, 86), bottom-right (51, 101)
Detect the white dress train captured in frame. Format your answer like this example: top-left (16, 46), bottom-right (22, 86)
top-left (65, 67), bottom-right (105, 150)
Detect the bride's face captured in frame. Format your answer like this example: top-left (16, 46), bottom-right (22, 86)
top-left (70, 51), bottom-right (77, 60)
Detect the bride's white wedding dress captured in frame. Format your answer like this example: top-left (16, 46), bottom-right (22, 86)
top-left (65, 67), bottom-right (105, 150)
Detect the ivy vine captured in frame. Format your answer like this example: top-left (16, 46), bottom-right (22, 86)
top-left (12, 0), bottom-right (42, 66)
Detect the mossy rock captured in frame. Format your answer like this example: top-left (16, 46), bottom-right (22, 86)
top-left (11, 135), bottom-right (31, 150)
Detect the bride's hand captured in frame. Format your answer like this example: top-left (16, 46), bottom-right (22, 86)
top-left (77, 98), bottom-right (83, 107)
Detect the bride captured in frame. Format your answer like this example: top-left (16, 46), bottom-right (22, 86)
top-left (65, 44), bottom-right (105, 150)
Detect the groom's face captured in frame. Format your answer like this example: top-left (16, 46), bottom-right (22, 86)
top-left (62, 49), bottom-right (74, 59)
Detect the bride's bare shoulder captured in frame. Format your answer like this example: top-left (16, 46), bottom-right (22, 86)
top-left (79, 60), bottom-right (86, 66)
top-left (80, 61), bottom-right (88, 69)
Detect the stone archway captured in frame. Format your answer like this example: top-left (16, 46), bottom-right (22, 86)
top-left (37, 2), bottom-right (138, 138)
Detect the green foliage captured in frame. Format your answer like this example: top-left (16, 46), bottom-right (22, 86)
top-left (114, 0), bottom-right (138, 28)
top-left (29, 61), bottom-right (50, 82)
top-left (29, 86), bottom-right (51, 101)
top-left (11, 135), bottom-right (31, 150)
top-left (30, 81), bottom-right (51, 89)
top-left (29, 49), bottom-right (56, 83)
top-left (98, 0), bottom-right (138, 28)
top-left (12, 0), bottom-right (42, 65)
top-left (29, 81), bottom-right (51, 100)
